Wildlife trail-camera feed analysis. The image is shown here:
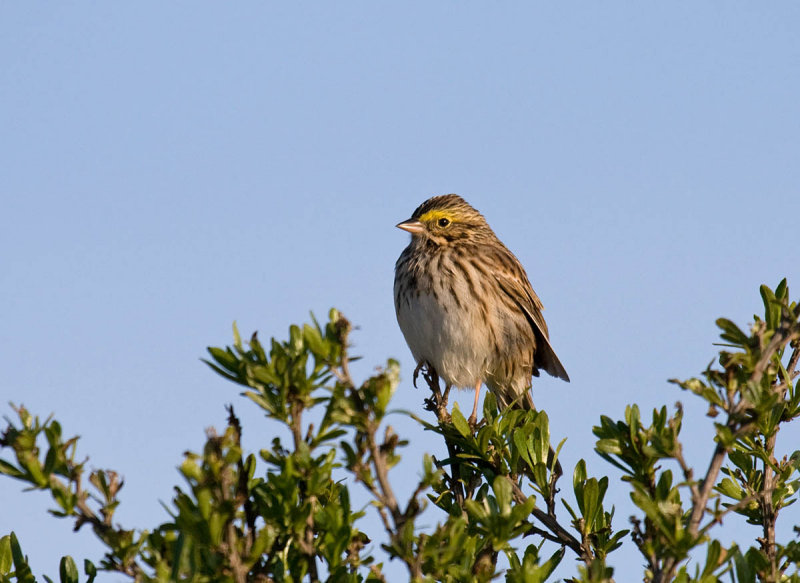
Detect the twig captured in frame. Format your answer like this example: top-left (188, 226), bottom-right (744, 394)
top-left (525, 524), bottom-right (570, 546)
top-left (673, 439), bottom-right (700, 505)
top-left (696, 495), bottom-right (757, 538)
top-left (509, 481), bottom-right (584, 558)
top-left (367, 438), bottom-right (402, 524)
top-left (786, 343), bottom-right (799, 378)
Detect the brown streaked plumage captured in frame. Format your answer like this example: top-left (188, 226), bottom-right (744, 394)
top-left (394, 194), bottom-right (569, 424)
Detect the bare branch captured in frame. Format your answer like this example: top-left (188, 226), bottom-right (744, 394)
top-left (687, 441), bottom-right (728, 537)
top-left (696, 495), bottom-right (757, 538)
top-left (673, 439), bottom-right (700, 504)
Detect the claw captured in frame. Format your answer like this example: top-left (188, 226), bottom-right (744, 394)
top-left (412, 361), bottom-right (425, 388)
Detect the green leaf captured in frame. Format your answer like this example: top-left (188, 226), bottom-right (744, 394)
top-left (83, 560), bottom-right (97, 583)
top-left (561, 498), bottom-right (578, 521)
top-left (716, 318), bottom-right (749, 346)
top-left (573, 459), bottom-right (587, 515)
top-left (9, 533), bottom-right (35, 583)
top-left (0, 535), bottom-right (11, 575)
top-left (513, 429), bottom-right (534, 469)
top-left (573, 459), bottom-right (587, 493)
top-left (537, 548), bottom-right (565, 581)
top-left (774, 278), bottom-right (788, 300)
top-left (206, 346), bottom-right (239, 371)
top-left (492, 476), bottom-right (512, 515)
top-left (59, 556), bottom-right (78, 583)
top-left (732, 546), bottom-right (757, 583)
top-left (716, 477), bottom-right (744, 501)
top-left (451, 404), bottom-right (471, 438)
top-left (170, 534), bottom-right (186, 581)
top-left (289, 324), bottom-right (303, 352)
top-left (232, 321), bottom-right (242, 350)
top-left (701, 540), bottom-right (722, 576)
top-left (582, 478), bottom-right (600, 532)
top-left (0, 459), bottom-right (24, 479)
top-left (201, 359), bottom-right (240, 383)
top-left (760, 284), bottom-right (779, 330)
top-left (303, 323), bottom-right (326, 358)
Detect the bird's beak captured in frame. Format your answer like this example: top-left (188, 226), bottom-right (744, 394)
top-left (396, 219), bottom-right (424, 234)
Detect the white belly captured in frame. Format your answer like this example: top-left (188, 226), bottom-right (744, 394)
top-left (396, 290), bottom-right (493, 389)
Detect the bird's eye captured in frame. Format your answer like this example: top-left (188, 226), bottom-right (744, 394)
top-left (437, 217), bottom-right (450, 227)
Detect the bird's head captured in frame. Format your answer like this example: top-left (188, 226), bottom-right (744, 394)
top-left (396, 194), bottom-right (492, 245)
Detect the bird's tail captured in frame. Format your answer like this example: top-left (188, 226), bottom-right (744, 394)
top-left (535, 334), bottom-right (570, 382)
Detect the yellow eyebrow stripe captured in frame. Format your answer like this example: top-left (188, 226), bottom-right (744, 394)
top-left (418, 209), bottom-right (466, 223)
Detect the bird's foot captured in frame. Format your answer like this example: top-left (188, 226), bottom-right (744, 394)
top-left (414, 360), bottom-right (440, 391)
top-left (467, 413), bottom-right (478, 430)
top-left (412, 361), bottom-right (425, 388)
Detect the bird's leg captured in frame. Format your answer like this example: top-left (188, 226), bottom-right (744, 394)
top-left (468, 380), bottom-right (482, 427)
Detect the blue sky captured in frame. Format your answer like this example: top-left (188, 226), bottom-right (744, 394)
top-left (2, 2), bottom-right (799, 580)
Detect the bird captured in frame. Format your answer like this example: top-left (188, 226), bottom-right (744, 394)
top-left (393, 194), bottom-right (569, 426)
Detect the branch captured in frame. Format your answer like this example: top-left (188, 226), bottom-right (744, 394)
top-left (785, 342), bottom-right (799, 379)
top-left (366, 437), bottom-right (402, 524)
top-left (687, 441), bottom-right (728, 537)
top-left (509, 481), bottom-right (583, 558)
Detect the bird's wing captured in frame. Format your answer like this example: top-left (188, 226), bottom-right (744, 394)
top-left (493, 269), bottom-right (570, 382)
